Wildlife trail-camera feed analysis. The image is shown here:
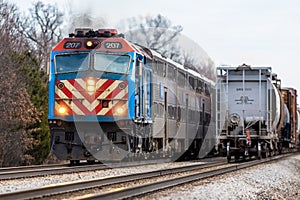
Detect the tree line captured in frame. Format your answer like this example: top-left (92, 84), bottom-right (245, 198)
top-left (0, 1), bottom-right (214, 166)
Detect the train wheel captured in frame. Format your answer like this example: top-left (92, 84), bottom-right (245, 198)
top-left (226, 142), bottom-right (231, 163)
top-left (87, 160), bottom-right (95, 164)
top-left (242, 154), bottom-right (246, 161)
top-left (269, 148), bottom-right (274, 157)
top-left (257, 142), bottom-right (262, 160)
top-left (262, 144), bottom-right (268, 158)
top-left (70, 160), bottom-right (80, 165)
top-left (70, 160), bottom-right (75, 165)
top-left (227, 155), bottom-right (231, 163)
top-left (234, 154), bottom-right (240, 162)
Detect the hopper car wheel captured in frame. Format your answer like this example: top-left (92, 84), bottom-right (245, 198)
top-left (87, 160), bottom-right (95, 164)
top-left (70, 160), bottom-right (80, 165)
top-left (242, 154), bottom-right (246, 161)
top-left (262, 144), bottom-right (269, 158)
top-left (227, 155), bottom-right (231, 163)
top-left (226, 142), bottom-right (231, 163)
top-left (234, 153), bottom-right (240, 161)
top-left (257, 142), bottom-right (261, 160)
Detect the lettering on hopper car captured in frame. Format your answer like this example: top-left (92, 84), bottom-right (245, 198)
top-left (235, 96), bottom-right (254, 104)
top-left (236, 88), bottom-right (252, 91)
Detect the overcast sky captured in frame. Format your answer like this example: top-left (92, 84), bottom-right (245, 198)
top-left (11, 0), bottom-right (300, 92)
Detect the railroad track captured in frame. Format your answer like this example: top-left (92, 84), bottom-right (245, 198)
top-left (0, 159), bottom-right (227, 200)
top-left (88, 153), bottom-right (298, 200)
top-left (0, 159), bottom-right (175, 180)
top-left (0, 162), bottom-right (109, 180)
top-left (0, 153), bottom-right (297, 199)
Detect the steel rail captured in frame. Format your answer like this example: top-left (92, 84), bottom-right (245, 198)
top-left (0, 161), bottom-right (227, 200)
top-left (0, 163), bottom-right (68, 173)
top-left (79, 153), bottom-right (298, 200)
top-left (0, 163), bottom-right (109, 180)
top-left (0, 158), bottom-right (175, 180)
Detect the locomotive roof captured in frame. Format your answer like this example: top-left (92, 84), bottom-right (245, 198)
top-left (149, 49), bottom-right (215, 85)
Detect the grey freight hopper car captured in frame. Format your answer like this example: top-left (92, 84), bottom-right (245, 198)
top-left (216, 64), bottom-right (284, 162)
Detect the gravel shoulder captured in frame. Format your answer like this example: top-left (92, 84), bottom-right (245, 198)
top-left (145, 154), bottom-right (300, 200)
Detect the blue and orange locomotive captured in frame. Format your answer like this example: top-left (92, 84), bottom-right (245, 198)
top-left (48, 28), bottom-right (214, 164)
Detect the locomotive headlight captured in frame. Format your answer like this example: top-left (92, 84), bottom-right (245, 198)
top-left (86, 79), bottom-right (95, 92)
top-left (86, 41), bottom-right (93, 47)
top-left (87, 79), bottom-right (95, 85)
top-left (116, 107), bottom-right (125, 115)
top-left (58, 106), bottom-right (67, 114)
top-left (87, 85), bottom-right (95, 92)
top-left (85, 39), bottom-right (100, 49)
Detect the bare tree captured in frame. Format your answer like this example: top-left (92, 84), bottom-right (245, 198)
top-left (0, 3), bottom-right (39, 166)
top-left (120, 14), bottom-right (183, 60)
top-left (120, 14), bottom-right (215, 80)
top-left (182, 50), bottom-right (216, 81)
top-left (19, 1), bottom-right (63, 70)
top-left (67, 13), bottom-right (107, 33)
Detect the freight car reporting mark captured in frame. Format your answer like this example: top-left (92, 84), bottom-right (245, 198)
top-left (235, 96), bottom-right (254, 104)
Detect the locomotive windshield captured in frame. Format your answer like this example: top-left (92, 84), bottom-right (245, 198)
top-left (55, 53), bottom-right (89, 73)
top-left (94, 53), bottom-right (130, 74)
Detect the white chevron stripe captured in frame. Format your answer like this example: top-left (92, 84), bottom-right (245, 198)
top-left (98, 80), bottom-right (119, 99)
top-left (55, 82), bottom-right (86, 115)
top-left (114, 87), bottom-right (128, 100)
top-left (98, 107), bottom-right (110, 115)
top-left (96, 78), bottom-right (107, 90)
top-left (63, 80), bottom-right (84, 99)
top-left (61, 79), bottom-right (102, 113)
top-left (89, 100), bottom-right (100, 111)
top-left (55, 87), bottom-right (68, 99)
top-left (56, 79), bottom-right (128, 115)
top-left (75, 78), bottom-right (85, 87)
top-left (63, 80), bottom-right (97, 112)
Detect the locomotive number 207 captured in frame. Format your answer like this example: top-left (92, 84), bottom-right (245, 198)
top-left (104, 42), bottom-right (122, 49)
top-left (63, 41), bottom-right (82, 49)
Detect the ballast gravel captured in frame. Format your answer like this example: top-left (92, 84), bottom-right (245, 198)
top-left (0, 155), bottom-right (299, 200)
top-left (0, 161), bottom-right (205, 194)
top-left (145, 154), bottom-right (300, 200)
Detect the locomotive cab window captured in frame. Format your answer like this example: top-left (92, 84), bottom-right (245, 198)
top-left (94, 53), bottom-right (130, 74)
top-left (55, 53), bottom-right (89, 73)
